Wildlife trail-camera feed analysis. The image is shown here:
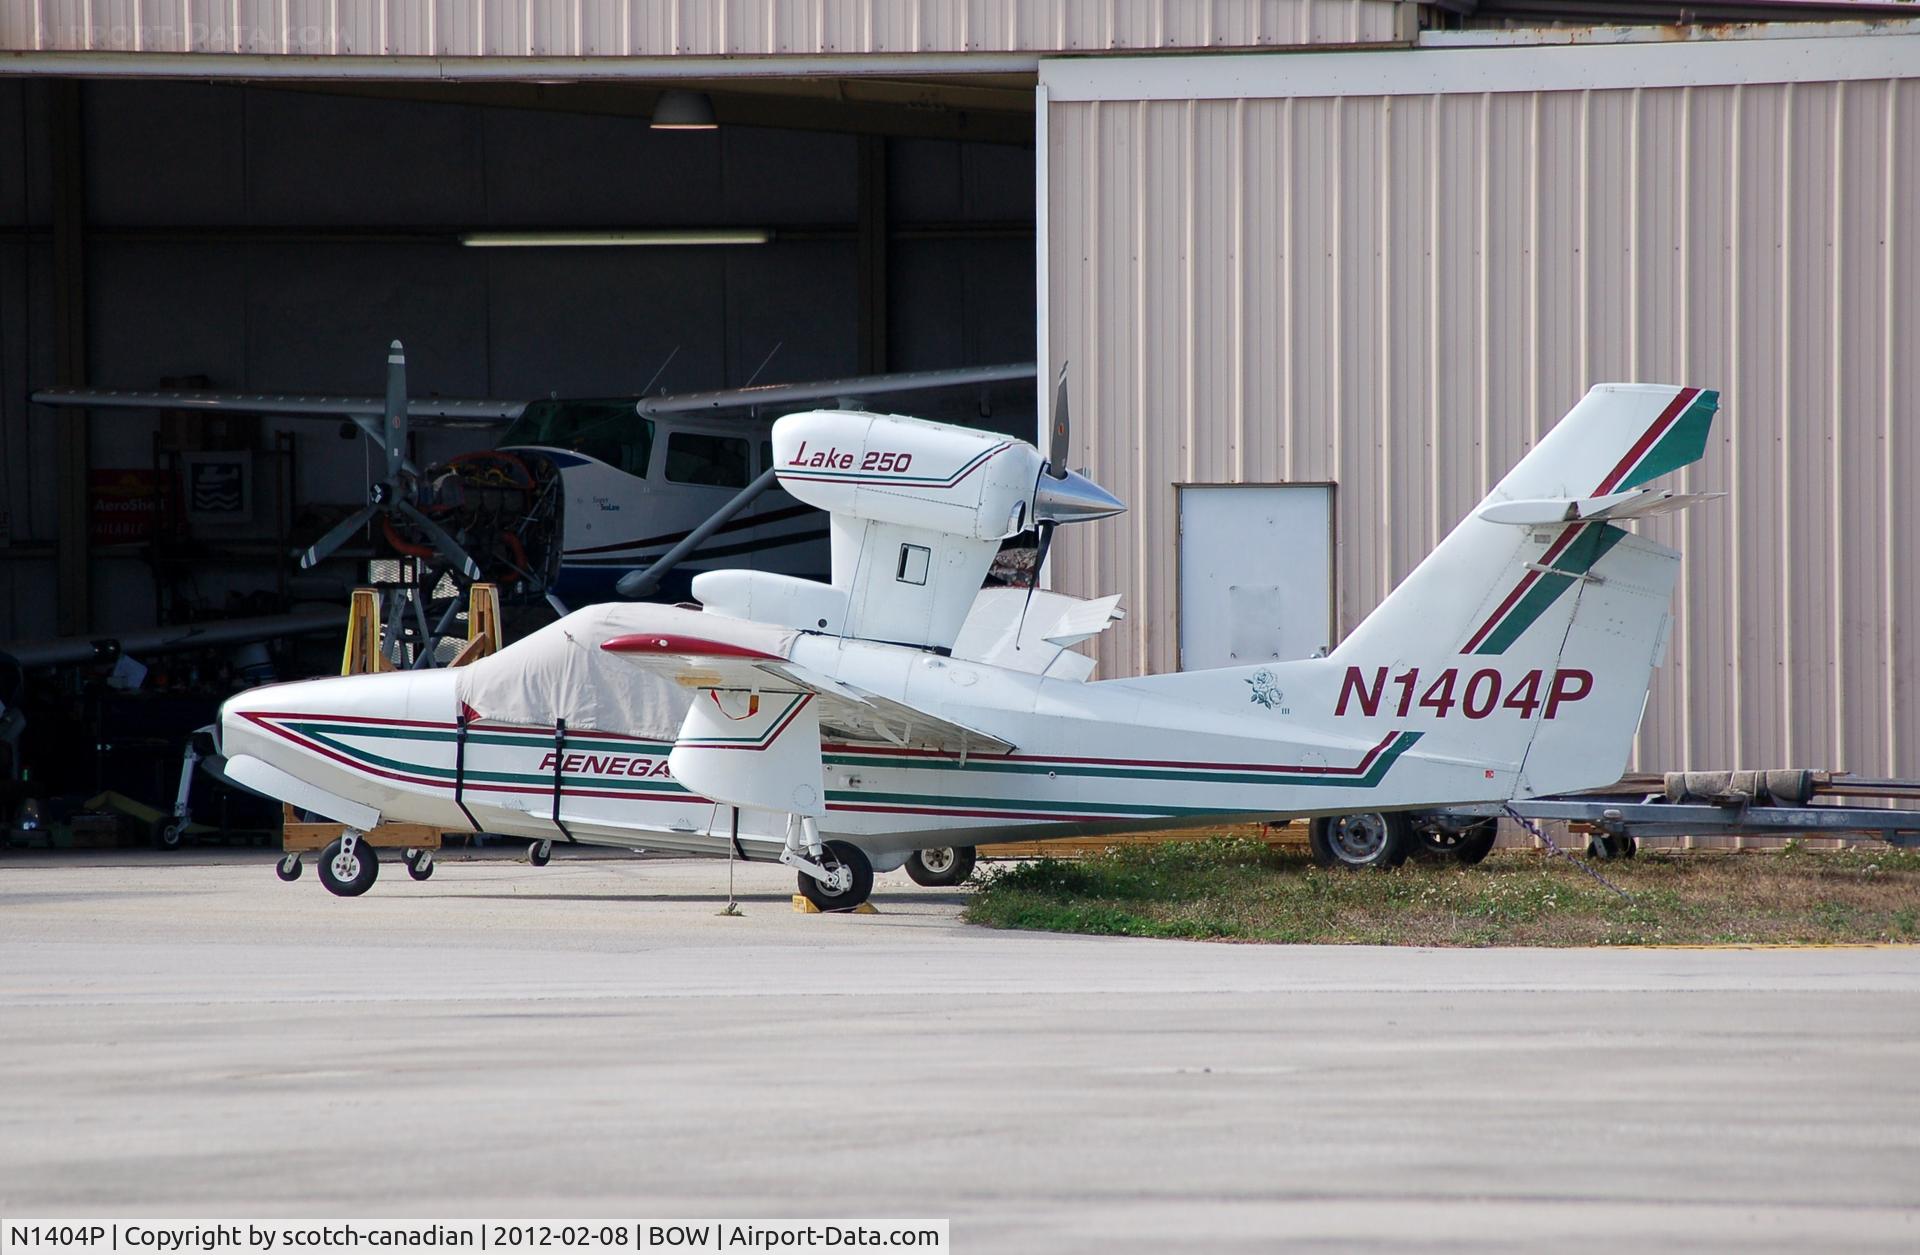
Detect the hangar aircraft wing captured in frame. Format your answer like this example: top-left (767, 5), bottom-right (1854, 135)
top-left (30, 386), bottom-right (526, 429)
top-left (634, 361), bottom-right (1034, 418)
top-left (599, 629), bottom-right (1014, 756)
top-left (32, 362), bottom-right (1034, 428)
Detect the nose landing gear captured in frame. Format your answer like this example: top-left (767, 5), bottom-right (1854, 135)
top-left (318, 831), bottom-right (380, 896)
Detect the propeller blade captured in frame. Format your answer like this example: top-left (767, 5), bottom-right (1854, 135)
top-left (392, 500), bottom-right (484, 582)
top-left (1047, 362), bottom-right (1071, 479)
top-left (1014, 520), bottom-right (1056, 648)
top-left (298, 503), bottom-right (381, 570)
top-left (384, 339), bottom-right (409, 484)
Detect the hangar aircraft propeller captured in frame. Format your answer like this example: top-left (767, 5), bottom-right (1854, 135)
top-left (216, 378), bottom-right (1723, 907)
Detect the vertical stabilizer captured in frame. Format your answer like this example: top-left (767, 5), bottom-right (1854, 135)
top-left (1325, 384), bottom-right (1717, 796)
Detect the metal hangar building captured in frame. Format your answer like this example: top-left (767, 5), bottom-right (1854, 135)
top-left (1, 1), bottom-right (1914, 782)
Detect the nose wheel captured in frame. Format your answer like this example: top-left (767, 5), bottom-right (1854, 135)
top-left (528, 840), bottom-right (553, 867)
top-left (318, 832), bottom-right (380, 897)
top-left (276, 853), bottom-right (303, 882)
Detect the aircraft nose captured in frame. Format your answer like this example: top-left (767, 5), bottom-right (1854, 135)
top-left (1033, 468), bottom-right (1126, 523)
top-left (218, 675), bottom-right (334, 752)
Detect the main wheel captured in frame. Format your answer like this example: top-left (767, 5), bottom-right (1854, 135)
top-left (155, 820), bottom-right (186, 851)
top-left (406, 849), bottom-right (435, 881)
top-left (904, 845), bottom-right (977, 887)
top-left (1417, 819), bottom-right (1498, 866)
top-left (275, 854), bottom-right (303, 882)
top-left (318, 837), bottom-right (379, 897)
top-left (1309, 812), bottom-right (1413, 870)
top-left (798, 840), bottom-right (874, 911)
top-left (528, 840), bottom-right (552, 867)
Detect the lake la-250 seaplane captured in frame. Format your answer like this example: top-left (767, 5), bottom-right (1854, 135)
top-left (219, 374), bottom-right (1720, 908)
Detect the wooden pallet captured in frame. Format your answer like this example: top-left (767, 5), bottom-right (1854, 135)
top-left (281, 809), bottom-right (446, 853)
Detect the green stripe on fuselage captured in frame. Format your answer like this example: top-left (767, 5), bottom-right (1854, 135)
top-left (283, 723), bottom-right (1422, 810)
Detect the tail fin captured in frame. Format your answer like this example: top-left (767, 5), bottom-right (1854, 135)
top-left (1329, 384), bottom-right (1719, 798)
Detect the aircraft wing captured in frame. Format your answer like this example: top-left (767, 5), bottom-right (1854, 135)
top-left (600, 631), bottom-right (1015, 755)
top-left (31, 387), bottom-right (526, 429)
top-left (634, 362), bottom-right (1034, 419)
top-left (0, 610), bottom-right (347, 670)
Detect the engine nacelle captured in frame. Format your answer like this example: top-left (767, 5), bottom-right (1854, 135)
top-left (773, 411), bottom-right (1044, 540)
top-left (707, 408), bottom-right (1123, 652)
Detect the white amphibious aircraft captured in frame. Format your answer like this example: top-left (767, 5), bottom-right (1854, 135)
top-left (220, 376), bottom-right (1719, 908)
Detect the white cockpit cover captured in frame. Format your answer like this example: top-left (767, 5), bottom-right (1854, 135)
top-left (453, 603), bottom-right (800, 739)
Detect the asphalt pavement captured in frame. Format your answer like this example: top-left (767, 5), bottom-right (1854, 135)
top-left (2, 848), bottom-right (1916, 1251)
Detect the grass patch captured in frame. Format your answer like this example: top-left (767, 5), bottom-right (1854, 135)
top-left (963, 837), bottom-right (1920, 946)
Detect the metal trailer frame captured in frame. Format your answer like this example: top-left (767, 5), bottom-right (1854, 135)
top-left (1429, 776), bottom-right (1920, 849)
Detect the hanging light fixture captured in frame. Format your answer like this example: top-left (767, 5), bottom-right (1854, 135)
top-left (651, 89), bottom-right (718, 130)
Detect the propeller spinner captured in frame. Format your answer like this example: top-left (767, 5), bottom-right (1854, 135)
top-left (1029, 363), bottom-right (1123, 562)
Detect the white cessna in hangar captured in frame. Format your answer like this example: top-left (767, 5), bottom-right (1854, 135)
top-left (220, 373), bottom-right (1719, 908)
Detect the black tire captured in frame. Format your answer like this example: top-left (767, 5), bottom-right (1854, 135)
top-left (1453, 821), bottom-right (1499, 866)
top-left (798, 840), bottom-right (874, 911)
top-left (155, 821), bottom-right (186, 851)
top-left (318, 837), bottom-right (379, 897)
top-left (1585, 834), bottom-right (1634, 861)
top-left (528, 840), bottom-right (552, 867)
top-left (1417, 819), bottom-right (1499, 866)
top-left (406, 849), bottom-right (434, 881)
top-left (904, 845), bottom-right (977, 887)
top-left (1309, 812), bottom-right (1413, 870)
top-left (275, 854), bottom-right (303, 882)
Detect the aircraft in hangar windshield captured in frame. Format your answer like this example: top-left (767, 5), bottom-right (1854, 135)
top-left (33, 353), bottom-right (1036, 610)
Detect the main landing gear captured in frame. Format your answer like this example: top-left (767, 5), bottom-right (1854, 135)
top-left (1311, 812), bottom-right (1500, 869)
top-left (905, 845), bottom-right (977, 886)
top-left (780, 815), bottom-right (875, 911)
top-left (1308, 812), bottom-right (1412, 870)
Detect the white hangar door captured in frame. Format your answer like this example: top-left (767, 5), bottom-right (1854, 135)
top-left (1177, 485), bottom-right (1333, 670)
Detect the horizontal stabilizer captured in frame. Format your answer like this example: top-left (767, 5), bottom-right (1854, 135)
top-left (951, 589), bottom-right (1122, 678)
top-left (1478, 489), bottom-right (1724, 527)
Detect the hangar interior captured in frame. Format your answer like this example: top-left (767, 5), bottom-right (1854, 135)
top-left (0, 68), bottom-right (1037, 829)
top-left (0, 75), bottom-right (1037, 639)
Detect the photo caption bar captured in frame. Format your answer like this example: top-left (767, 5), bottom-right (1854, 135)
top-left (1, 1222), bottom-right (948, 1254)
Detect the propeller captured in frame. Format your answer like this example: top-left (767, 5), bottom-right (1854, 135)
top-left (297, 341), bottom-right (485, 581)
top-left (1026, 365), bottom-right (1074, 591)
top-left (1046, 363), bottom-right (1071, 480)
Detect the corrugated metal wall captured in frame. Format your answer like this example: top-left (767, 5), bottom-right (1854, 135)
top-left (3, 1), bottom-right (1403, 56)
top-left (1047, 78), bottom-right (1919, 777)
